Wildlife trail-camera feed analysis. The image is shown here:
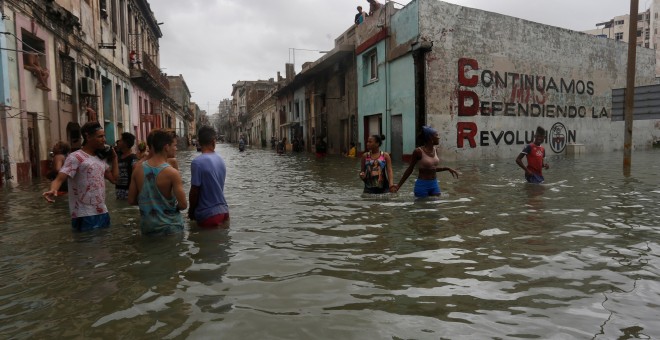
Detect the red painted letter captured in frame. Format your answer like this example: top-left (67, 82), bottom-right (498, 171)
top-left (457, 122), bottom-right (478, 148)
top-left (458, 91), bottom-right (479, 116)
top-left (458, 58), bottom-right (479, 87)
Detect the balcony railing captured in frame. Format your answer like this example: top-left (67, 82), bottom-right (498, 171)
top-left (130, 52), bottom-right (170, 97)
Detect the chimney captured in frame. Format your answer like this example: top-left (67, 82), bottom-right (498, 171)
top-left (285, 63), bottom-right (295, 82)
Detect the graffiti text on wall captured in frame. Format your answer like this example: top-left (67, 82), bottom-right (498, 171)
top-left (457, 122), bottom-right (574, 153)
top-left (456, 58), bottom-right (591, 152)
top-left (457, 58), bottom-right (609, 119)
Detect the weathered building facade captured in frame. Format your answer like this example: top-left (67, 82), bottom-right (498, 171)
top-left (167, 74), bottom-right (193, 146)
top-left (230, 79), bottom-right (278, 145)
top-left (355, 0), bottom-right (658, 162)
top-left (0, 0), bottom-right (187, 185)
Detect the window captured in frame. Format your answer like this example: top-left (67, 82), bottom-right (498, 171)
top-left (615, 32), bottom-right (624, 40)
top-left (60, 54), bottom-right (74, 89)
top-left (339, 72), bottom-right (346, 97)
top-left (615, 20), bottom-right (624, 25)
top-left (100, 0), bottom-right (108, 20)
top-left (637, 30), bottom-right (642, 37)
top-left (369, 53), bottom-right (378, 80)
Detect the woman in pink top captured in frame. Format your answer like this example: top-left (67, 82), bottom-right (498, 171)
top-left (392, 126), bottom-right (459, 197)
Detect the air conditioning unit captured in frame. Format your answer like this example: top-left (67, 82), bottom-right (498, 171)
top-left (79, 77), bottom-right (95, 96)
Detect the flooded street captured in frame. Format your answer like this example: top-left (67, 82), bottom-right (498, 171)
top-left (1, 144), bottom-right (659, 339)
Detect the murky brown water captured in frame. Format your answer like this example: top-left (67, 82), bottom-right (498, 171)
top-left (1, 144), bottom-right (659, 339)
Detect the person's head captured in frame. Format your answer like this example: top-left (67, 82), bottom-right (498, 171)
top-left (350, 142), bottom-right (356, 148)
top-left (53, 141), bottom-right (70, 155)
top-left (197, 125), bottom-right (217, 147)
top-left (117, 132), bottom-right (136, 151)
top-left (367, 134), bottom-right (385, 151)
top-left (80, 121), bottom-right (105, 149)
top-left (149, 129), bottom-right (178, 157)
top-left (421, 126), bottom-right (439, 145)
top-left (534, 126), bottom-right (546, 146)
top-left (357, 5), bottom-right (362, 12)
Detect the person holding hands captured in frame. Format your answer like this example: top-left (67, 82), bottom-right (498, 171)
top-left (392, 126), bottom-right (458, 197)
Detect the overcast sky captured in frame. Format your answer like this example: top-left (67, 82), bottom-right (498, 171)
top-left (148, 0), bottom-right (640, 114)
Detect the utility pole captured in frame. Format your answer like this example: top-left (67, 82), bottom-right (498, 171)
top-left (623, 0), bottom-right (639, 177)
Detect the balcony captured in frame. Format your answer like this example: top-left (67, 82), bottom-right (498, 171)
top-left (130, 52), bottom-right (170, 99)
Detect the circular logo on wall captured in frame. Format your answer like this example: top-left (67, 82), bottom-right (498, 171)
top-left (550, 122), bottom-right (567, 153)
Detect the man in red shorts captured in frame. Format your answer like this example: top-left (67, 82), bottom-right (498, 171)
top-left (188, 126), bottom-right (230, 228)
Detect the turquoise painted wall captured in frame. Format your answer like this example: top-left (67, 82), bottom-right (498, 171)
top-left (357, 1), bottom-right (421, 153)
top-left (391, 0), bottom-right (420, 46)
top-left (388, 55), bottom-right (416, 154)
top-left (0, 20), bottom-right (9, 107)
top-left (357, 41), bottom-right (387, 149)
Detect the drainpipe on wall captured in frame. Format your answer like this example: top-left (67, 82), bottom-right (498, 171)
top-left (412, 40), bottom-right (432, 148)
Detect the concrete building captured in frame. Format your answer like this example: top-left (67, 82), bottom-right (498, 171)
top-left (273, 26), bottom-right (358, 155)
top-left (230, 79), bottom-right (278, 145)
top-left (354, 0), bottom-right (658, 162)
top-left (1, 0), bottom-right (135, 183)
top-left (128, 0), bottom-right (170, 144)
top-left (0, 0), bottom-right (191, 186)
top-left (584, 0), bottom-right (660, 76)
top-left (167, 74), bottom-right (193, 146)
top-left (217, 98), bottom-right (231, 140)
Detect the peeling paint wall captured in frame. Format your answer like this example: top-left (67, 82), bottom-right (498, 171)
top-left (418, 0), bottom-right (658, 161)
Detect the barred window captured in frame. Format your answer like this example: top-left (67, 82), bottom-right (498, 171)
top-left (60, 55), bottom-right (74, 88)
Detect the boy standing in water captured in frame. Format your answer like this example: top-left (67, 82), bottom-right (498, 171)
top-left (188, 126), bottom-right (230, 228)
top-left (128, 129), bottom-right (187, 235)
top-left (516, 126), bottom-right (550, 184)
top-left (43, 122), bottom-right (118, 231)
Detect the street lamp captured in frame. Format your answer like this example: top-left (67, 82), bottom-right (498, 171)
top-left (288, 48), bottom-right (330, 72)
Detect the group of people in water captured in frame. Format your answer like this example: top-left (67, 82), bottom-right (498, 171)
top-left (359, 125), bottom-right (549, 197)
top-left (43, 122), bottom-right (229, 235)
top-left (42, 121), bottom-right (548, 234)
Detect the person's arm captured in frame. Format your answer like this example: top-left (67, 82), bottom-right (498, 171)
top-left (188, 185), bottom-right (199, 220)
top-left (385, 153), bottom-right (397, 193)
top-left (43, 172), bottom-right (69, 202)
top-left (104, 149), bottom-right (119, 184)
top-left (543, 150), bottom-right (549, 169)
top-left (359, 154), bottom-right (367, 180)
top-left (516, 153), bottom-right (531, 176)
top-left (127, 170), bottom-right (139, 206)
top-left (53, 155), bottom-right (65, 172)
top-left (172, 171), bottom-right (187, 211)
top-left (393, 149), bottom-right (421, 192)
top-left (436, 166), bottom-right (459, 178)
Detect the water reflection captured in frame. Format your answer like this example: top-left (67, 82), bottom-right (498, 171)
top-left (0, 145), bottom-right (658, 339)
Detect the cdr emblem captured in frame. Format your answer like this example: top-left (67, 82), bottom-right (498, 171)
top-left (550, 122), bottom-right (567, 153)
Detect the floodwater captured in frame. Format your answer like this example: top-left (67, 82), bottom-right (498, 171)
top-left (1, 144), bottom-right (659, 339)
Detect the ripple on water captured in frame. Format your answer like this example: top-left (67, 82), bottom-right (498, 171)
top-left (1, 147), bottom-right (659, 338)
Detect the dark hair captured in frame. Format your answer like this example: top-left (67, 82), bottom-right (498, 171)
top-left (55, 141), bottom-right (71, 155)
top-left (137, 141), bottom-right (147, 152)
top-left (149, 129), bottom-right (177, 153)
top-left (370, 134), bottom-right (386, 146)
top-left (120, 132), bottom-right (136, 148)
top-left (197, 126), bottom-right (216, 146)
top-left (536, 126), bottom-right (546, 136)
top-left (80, 121), bottom-right (102, 145)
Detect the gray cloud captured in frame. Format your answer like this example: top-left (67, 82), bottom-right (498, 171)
top-left (148, 0), bottom-right (634, 112)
